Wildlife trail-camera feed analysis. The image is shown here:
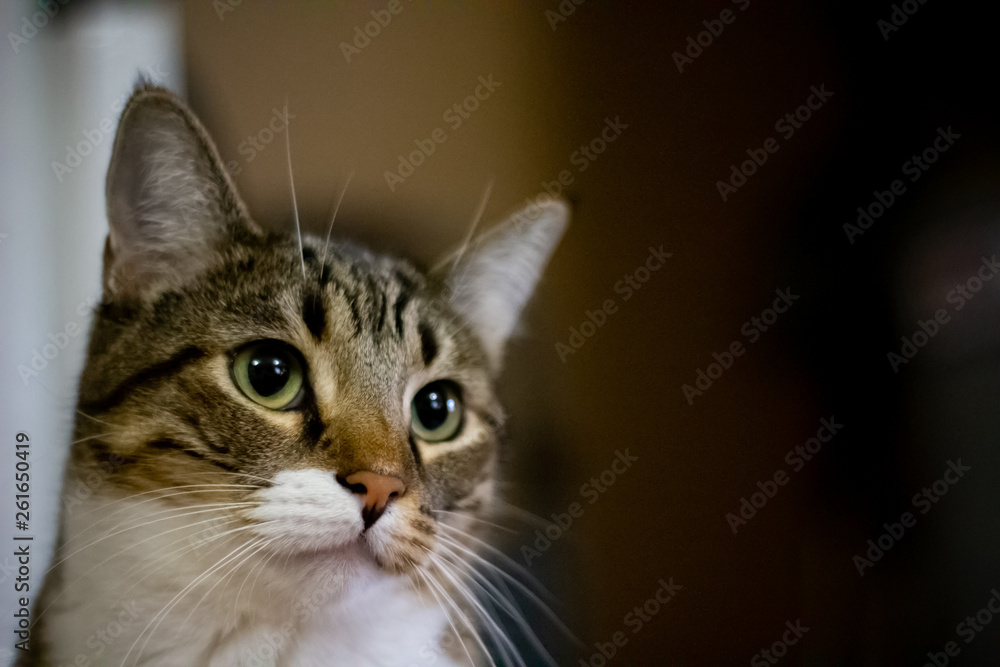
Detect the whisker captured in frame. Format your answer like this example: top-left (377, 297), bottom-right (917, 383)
top-left (413, 565), bottom-right (479, 667)
top-left (435, 531), bottom-right (584, 651)
top-left (61, 498), bottom-right (259, 551)
top-left (247, 540), bottom-right (282, 607)
top-left (319, 170), bottom-right (355, 270)
top-left (488, 499), bottom-right (555, 531)
top-left (75, 409), bottom-right (119, 429)
top-left (62, 496), bottom-right (260, 549)
top-left (126, 536), bottom-right (268, 666)
top-left (232, 536), bottom-right (277, 624)
top-left (72, 484), bottom-right (259, 522)
top-left (434, 543), bottom-right (557, 666)
top-left (30, 514), bottom-right (251, 630)
top-left (183, 470), bottom-right (274, 486)
top-left (70, 431), bottom-right (115, 445)
top-left (48, 503), bottom-right (261, 578)
top-left (428, 551), bottom-right (523, 666)
top-left (437, 523), bottom-right (557, 604)
top-left (431, 509), bottom-right (517, 534)
top-left (177, 537), bottom-right (271, 634)
top-left (433, 179), bottom-right (494, 276)
top-left (283, 98), bottom-right (305, 280)
top-left (117, 522), bottom-right (275, 613)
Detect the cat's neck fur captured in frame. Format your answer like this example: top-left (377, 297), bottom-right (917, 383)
top-left (42, 484), bottom-right (465, 666)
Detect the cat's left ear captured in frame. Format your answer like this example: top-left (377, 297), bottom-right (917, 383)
top-left (104, 84), bottom-right (258, 301)
top-left (431, 199), bottom-right (569, 373)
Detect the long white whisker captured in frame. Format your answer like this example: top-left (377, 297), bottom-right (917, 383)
top-left (436, 532), bottom-right (584, 651)
top-left (435, 542), bottom-right (556, 666)
top-left (284, 99), bottom-right (305, 280)
top-left (177, 537), bottom-right (271, 634)
top-left (70, 432), bottom-right (115, 445)
top-left (440, 179), bottom-right (493, 277)
top-left (72, 484), bottom-right (259, 522)
top-left (61, 497), bottom-right (260, 551)
top-left (428, 552), bottom-right (523, 666)
top-left (433, 542), bottom-right (528, 629)
top-left (30, 514), bottom-right (250, 631)
top-left (431, 509), bottom-right (517, 534)
top-left (48, 503), bottom-right (260, 577)
top-left (125, 537), bottom-right (267, 666)
top-left (437, 523), bottom-right (557, 604)
top-left (231, 537), bottom-right (274, 626)
top-left (183, 470), bottom-right (275, 486)
top-left (247, 540), bottom-right (282, 607)
top-left (320, 170), bottom-right (355, 270)
top-left (75, 409), bottom-right (119, 429)
top-left (489, 499), bottom-right (555, 530)
top-left (414, 566), bottom-right (479, 667)
top-left (117, 522), bottom-right (275, 612)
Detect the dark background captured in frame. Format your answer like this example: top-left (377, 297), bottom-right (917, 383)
top-left (36, 0), bottom-right (1000, 664)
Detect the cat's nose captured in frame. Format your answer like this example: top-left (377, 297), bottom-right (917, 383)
top-left (337, 470), bottom-right (406, 530)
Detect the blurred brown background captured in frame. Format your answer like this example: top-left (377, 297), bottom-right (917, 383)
top-left (37, 0), bottom-right (1000, 663)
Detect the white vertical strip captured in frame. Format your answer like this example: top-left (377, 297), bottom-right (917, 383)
top-left (0, 3), bottom-right (182, 662)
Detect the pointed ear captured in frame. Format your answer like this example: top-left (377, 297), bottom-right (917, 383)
top-left (432, 199), bottom-right (569, 372)
top-left (104, 84), bottom-right (256, 301)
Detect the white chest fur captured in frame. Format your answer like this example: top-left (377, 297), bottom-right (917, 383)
top-left (42, 482), bottom-right (464, 666)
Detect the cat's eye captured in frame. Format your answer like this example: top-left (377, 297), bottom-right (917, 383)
top-left (231, 341), bottom-right (305, 410)
top-left (410, 381), bottom-right (463, 443)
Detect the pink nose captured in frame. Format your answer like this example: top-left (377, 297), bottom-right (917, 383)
top-left (337, 471), bottom-right (406, 529)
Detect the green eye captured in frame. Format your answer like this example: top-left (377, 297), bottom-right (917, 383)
top-left (231, 342), bottom-right (305, 410)
top-left (410, 381), bottom-right (463, 443)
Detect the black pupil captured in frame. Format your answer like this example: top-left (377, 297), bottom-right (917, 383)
top-left (416, 384), bottom-right (451, 430)
top-left (247, 352), bottom-right (290, 397)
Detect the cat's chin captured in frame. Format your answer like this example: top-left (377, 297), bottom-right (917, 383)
top-left (264, 528), bottom-right (426, 579)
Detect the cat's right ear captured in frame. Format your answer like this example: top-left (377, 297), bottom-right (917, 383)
top-left (104, 84), bottom-right (258, 301)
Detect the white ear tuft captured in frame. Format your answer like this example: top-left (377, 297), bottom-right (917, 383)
top-left (435, 199), bottom-right (569, 372)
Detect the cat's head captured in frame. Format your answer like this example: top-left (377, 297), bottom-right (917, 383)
top-left (74, 84), bottom-right (567, 575)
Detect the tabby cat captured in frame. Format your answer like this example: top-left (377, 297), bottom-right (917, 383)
top-left (25, 84), bottom-right (567, 666)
